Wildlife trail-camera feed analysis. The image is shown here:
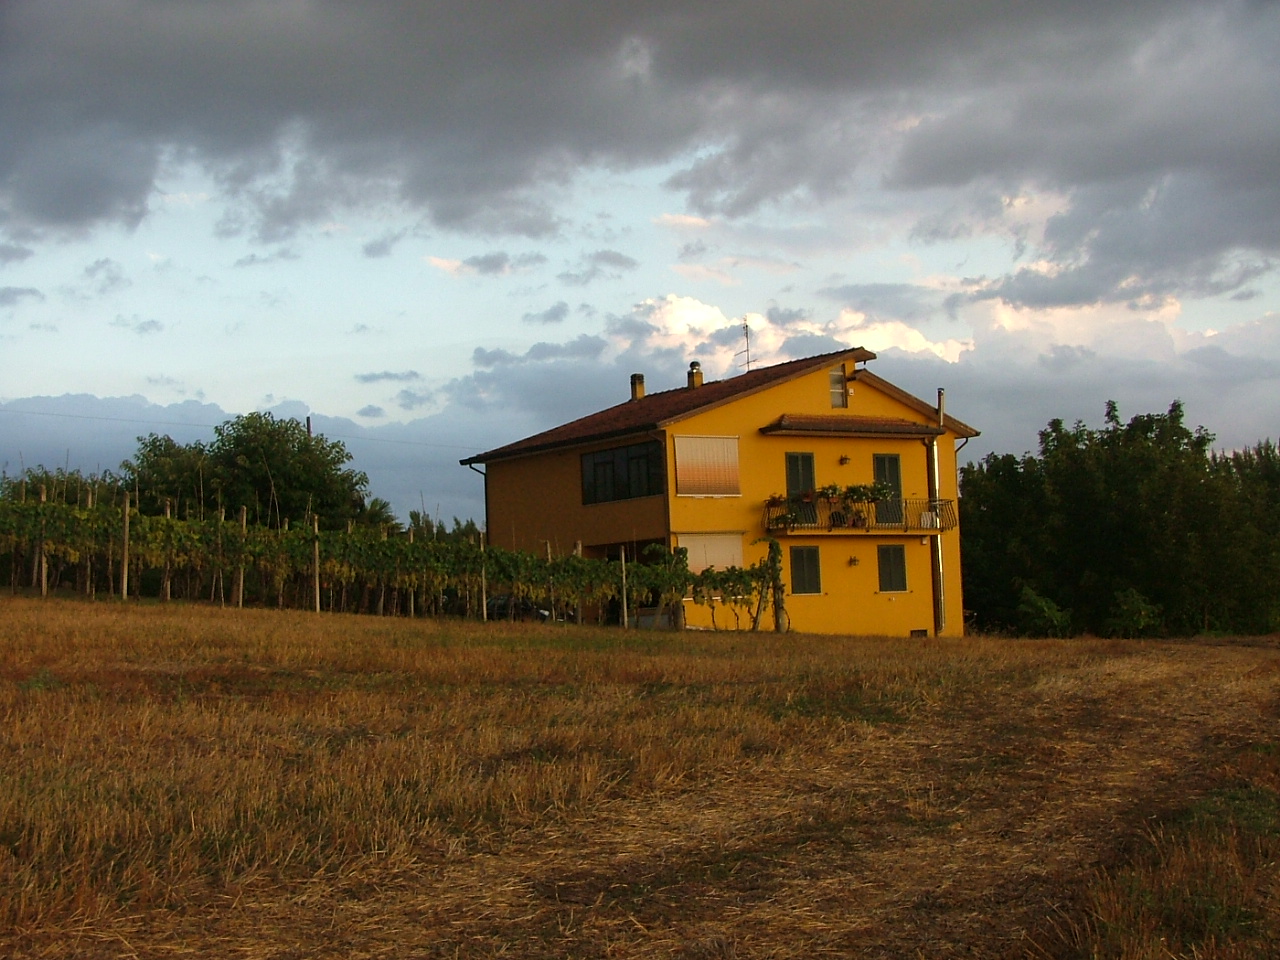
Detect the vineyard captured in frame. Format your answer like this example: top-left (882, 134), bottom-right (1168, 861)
top-left (0, 494), bottom-right (788, 630)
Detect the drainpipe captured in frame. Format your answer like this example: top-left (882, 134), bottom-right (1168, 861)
top-left (928, 389), bottom-right (946, 636)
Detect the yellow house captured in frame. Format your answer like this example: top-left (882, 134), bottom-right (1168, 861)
top-left (461, 348), bottom-right (979, 636)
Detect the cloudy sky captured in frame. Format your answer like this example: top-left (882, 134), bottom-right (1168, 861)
top-left (2, 0), bottom-right (1278, 521)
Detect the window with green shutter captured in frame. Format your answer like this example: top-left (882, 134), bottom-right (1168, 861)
top-left (790, 545), bottom-right (821, 595)
top-left (877, 544), bottom-right (907, 592)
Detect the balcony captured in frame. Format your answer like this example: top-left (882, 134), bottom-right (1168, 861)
top-left (762, 496), bottom-right (958, 535)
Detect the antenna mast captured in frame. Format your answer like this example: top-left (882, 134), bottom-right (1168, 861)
top-left (734, 318), bottom-right (752, 371)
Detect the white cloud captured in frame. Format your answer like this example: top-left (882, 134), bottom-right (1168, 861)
top-left (836, 309), bottom-right (972, 363)
top-left (655, 213), bottom-right (712, 229)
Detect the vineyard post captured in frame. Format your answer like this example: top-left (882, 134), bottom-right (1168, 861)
top-left (620, 544), bottom-right (628, 629)
top-left (574, 540), bottom-right (583, 625)
top-left (480, 534), bottom-right (488, 622)
top-left (236, 506), bottom-right (246, 608)
top-left (545, 540), bottom-right (554, 622)
top-left (162, 498), bottom-right (172, 602)
top-left (39, 484), bottom-right (47, 597)
top-left (84, 487), bottom-right (94, 597)
top-left (312, 514), bottom-right (321, 613)
top-left (407, 527), bottom-right (415, 618)
top-left (216, 508), bottom-right (225, 606)
top-left (121, 491), bottom-right (130, 601)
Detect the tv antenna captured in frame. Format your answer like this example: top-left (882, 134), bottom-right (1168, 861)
top-left (734, 318), bottom-right (752, 371)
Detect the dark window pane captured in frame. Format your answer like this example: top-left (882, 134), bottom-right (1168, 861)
top-left (581, 440), bottom-right (664, 504)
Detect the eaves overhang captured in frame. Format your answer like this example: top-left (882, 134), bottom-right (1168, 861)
top-left (759, 414), bottom-right (947, 439)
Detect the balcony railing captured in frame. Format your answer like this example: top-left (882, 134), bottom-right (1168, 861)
top-left (763, 497), bottom-right (958, 534)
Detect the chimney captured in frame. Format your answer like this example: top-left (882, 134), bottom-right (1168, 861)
top-left (687, 360), bottom-right (703, 389)
top-left (630, 373), bottom-right (645, 401)
top-left (936, 387), bottom-right (946, 427)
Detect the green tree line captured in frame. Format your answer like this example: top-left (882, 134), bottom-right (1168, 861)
top-left (960, 401), bottom-right (1280, 637)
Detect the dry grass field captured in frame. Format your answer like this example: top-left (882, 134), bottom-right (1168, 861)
top-left (1, 597), bottom-right (1278, 959)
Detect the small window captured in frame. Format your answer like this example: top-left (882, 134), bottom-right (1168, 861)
top-left (878, 544), bottom-right (907, 592)
top-left (829, 364), bottom-right (848, 408)
top-left (790, 546), bottom-right (821, 595)
top-left (674, 436), bottom-right (740, 496)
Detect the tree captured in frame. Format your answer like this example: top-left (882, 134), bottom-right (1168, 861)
top-left (960, 401), bottom-right (1266, 637)
top-left (123, 434), bottom-right (211, 517)
top-left (206, 413), bottom-right (369, 529)
top-left (123, 413), bottom-right (371, 529)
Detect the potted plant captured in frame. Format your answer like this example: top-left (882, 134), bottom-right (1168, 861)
top-left (817, 483), bottom-right (844, 503)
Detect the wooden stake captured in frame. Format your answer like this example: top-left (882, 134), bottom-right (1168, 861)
top-left (121, 492), bottom-right (130, 601)
top-left (236, 505), bottom-right (246, 608)
top-left (313, 515), bottom-right (321, 614)
top-left (39, 485), bottom-right (47, 597)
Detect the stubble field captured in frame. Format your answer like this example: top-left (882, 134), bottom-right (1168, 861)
top-left (2, 597), bottom-right (1278, 958)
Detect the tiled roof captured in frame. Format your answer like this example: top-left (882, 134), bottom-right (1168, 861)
top-left (461, 348), bottom-right (876, 464)
top-left (760, 414), bottom-right (946, 438)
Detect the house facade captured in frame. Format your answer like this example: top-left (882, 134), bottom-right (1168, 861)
top-left (461, 348), bottom-right (979, 636)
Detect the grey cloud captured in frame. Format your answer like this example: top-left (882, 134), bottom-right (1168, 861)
top-left (1037, 344), bottom-right (1098, 374)
top-left (707, 324), bottom-right (750, 348)
top-left (459, 251), bottom-right (547, 275)
top-left (85, 258), bottom-right (128, 294)
top-left (0, 243), bottom-right (34, 265)
top-left (472, 333), bottom-right (608, 369)
top-left (355, 370), bottom-right (421, 383)
top-left (357, 405), bottom-right (386, 418)
top-left (111, 314), bottom-right (163, 335)
top-left (1, 123), bottom-right (157, 231)
top-left (0, 0), bottom-right (1275, 325)
top-left (362, 231), bottom-right (406, 258)
top-left (394, 388), bottom-right (434, 410)
top-left (465, 252), bottom-right (514, 275)
top-left (779, 332), bottom-right (848, 358)
top-left (766, 306), bottom-right (808, 327)
top-left (0, 286), bottom-right (43, 308)
top-left (819, 283), bottom-right (938, 322)
top-left (233, 248), bottom-right (299, 268)
top-left (677, 240), bottom-right (708, 261)
top-left (522, 300), bottom-right (570, 324)
top-left (558, 249), bottom-right (639, 286)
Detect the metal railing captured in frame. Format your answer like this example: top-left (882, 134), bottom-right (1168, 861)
top-left (762, 497), bottom-right (958, 534)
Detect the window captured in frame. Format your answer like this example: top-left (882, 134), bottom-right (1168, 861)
top-left (785, 452), bottom-right (817, 524)
top-left (790, 546), bottom-right (821, 594)
top-left (678, 533), bottom-right (744, 573)
top-left (785, 452), bottom-right (815, 498)
top-left (873, 453), bottom-right (903, 525)
top-left (581, 440), bottom-right (664, 504)
top-left (674, 436), bottom-right (740, 496)
top-left (829, 364), bottom-right (848, 408)
top-left (877, 544), bottom-right (907, 592)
